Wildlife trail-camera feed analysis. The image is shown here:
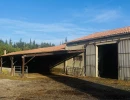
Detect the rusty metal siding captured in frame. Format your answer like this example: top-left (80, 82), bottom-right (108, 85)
top-left (118, 39), bottom-right (130, 80)
top-left (86, 44), bottom-right (96, 77)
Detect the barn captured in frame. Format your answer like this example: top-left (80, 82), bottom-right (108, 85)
top-left (65, 26), bottom-right (130, 80)
top-left (0, 44), bottom-right (83, 77)
top-left (1, 26), bottom-right (130, 80)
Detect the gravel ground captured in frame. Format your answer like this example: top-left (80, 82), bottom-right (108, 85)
top-left (0, 74), bottom-right (130, 100)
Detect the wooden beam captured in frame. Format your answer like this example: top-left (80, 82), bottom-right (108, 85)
top-left (0, 57), bottom-right (2, 73)
top-left (23, 50), bottom-right (84, 57)
top-left (22, 56), bottom-right (25, 77)
top-left (24, 52), bottom-right (62, 57)
top-left (24, 56), bottom-right (35, 66)
top-left (10, 57), bottom-right (14, 76)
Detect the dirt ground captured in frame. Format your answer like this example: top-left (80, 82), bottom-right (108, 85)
top-left (0, 74), bottom-right (95, 100)
top-left (0, 73), bottom-right (130, 100)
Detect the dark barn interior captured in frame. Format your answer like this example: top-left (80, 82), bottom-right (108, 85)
top-left (27, 55), bottom-right (66, 74)
top-left (98, 43), bottom-right (118, 79)
top-left (2, 57), bottom-right (11, 68)
top-left (27, 53), bottom-right (78, 74)
top-left (2, 52), bottom-right (80, 75)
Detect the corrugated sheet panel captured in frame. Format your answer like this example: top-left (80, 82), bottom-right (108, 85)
top-left (86, 44), bottom-right (96, 77)
top-left (118, 39), bottom-right (130, 80)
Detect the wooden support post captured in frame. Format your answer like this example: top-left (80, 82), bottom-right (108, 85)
top-left (65, 60), bottom-right (68, 74)
top-left (22, 56), bottom-right (25, 77)
top-left (63, 60), bottom-right (66, 74)
top-left (10, 57), bottom-right (14, 76)
top-left (0, 57), bottom-right (2, 73)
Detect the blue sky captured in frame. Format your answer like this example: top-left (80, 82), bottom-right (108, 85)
top-left (0, 0), bottom-right (130, 45)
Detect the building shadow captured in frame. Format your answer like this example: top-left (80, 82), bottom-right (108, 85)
top-left (43, 73), bottom-right (130, 100)
top-left (2, 54), bottom-right (130, 99)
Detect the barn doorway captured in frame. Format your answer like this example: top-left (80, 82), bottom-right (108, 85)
top-left (98, 43), bottom-right (118, 79)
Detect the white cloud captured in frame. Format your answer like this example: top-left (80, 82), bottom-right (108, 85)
top-left (72, 6), bottom-right (122, 23)
top-left (89, 10), bottom-right (121, 23)
top-left (0, 18), bottom-right (100, 44)
top-left (0, 18), bottom-right (87, 33)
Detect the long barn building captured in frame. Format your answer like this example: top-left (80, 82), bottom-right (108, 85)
top-left (1, 26), bottom-right (130, 80)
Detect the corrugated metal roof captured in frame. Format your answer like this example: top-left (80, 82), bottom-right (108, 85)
top-left (2, 44), bottom-right (66, 56)
top-left (69, 26), bottom-right (130, 43)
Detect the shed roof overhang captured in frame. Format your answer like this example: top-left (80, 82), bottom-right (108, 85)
top-left (1, 49), bottom-right (84, 58)
top-left (1, 44), bottom-right (65, 57)
top-left (23, 49), bottom-right (84, 57)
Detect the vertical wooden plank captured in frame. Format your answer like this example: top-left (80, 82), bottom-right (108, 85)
top-left (0, 57), bottom-right (2, 73)
top-left (10, 57), bottom-right (14, 76)
top-left (22, 56), bottom-right (25, 77)
top-left (63, 60), bottom-right (65, 74)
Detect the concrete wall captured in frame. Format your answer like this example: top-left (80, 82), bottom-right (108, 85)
top-left (65, 53), bottom-right (84, 76)
top-left (65, 42), bottom-right (85, 76)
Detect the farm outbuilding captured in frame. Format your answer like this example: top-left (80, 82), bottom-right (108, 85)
top-left (66, 26), bottom-right (130, 80)
top-left (1, 26), bottom-right (130, 80)
top-left (0, 44), bottom-right (83, 77)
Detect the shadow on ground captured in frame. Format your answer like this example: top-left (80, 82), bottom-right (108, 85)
top-left (43, 73), bottom-right (130, 100)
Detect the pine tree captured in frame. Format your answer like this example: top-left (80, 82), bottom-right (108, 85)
top-left (65, 37), bottom-right (67, 43)
top-left (9, 39), bottom-right (12, 46)
top-left (5, 40), bottom-right (8, 44)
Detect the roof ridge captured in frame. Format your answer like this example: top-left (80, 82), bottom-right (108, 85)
top-left (69, 26), bottom-right (130, 43)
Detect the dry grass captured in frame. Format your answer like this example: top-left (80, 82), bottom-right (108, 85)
top-left (0, 73), bottom-right (130, 100)
top-left (0, 74), bottom-right (92, 100)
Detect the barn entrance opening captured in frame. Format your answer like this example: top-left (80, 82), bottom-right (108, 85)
top-left (98, 43), bottom-right (118, 79)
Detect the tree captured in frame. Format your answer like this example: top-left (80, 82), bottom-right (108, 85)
top-left (65, 37), bottom-right (67, 43)
top-left (5, 40), bottom-right (8, 44)
top-left (15, 39), bottom-right (25, 50)
top-left (9, 39), bottom-right (12, 46)
top-left (0, 38), bottom-right (55, 55)
top-left (0, 39), bottom-right (4, 44)
top-left (29, 38), bottom-right (32, 45)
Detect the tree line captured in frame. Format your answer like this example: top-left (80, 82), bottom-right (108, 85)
top-left (0, 39), bottom-right (55, 55)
